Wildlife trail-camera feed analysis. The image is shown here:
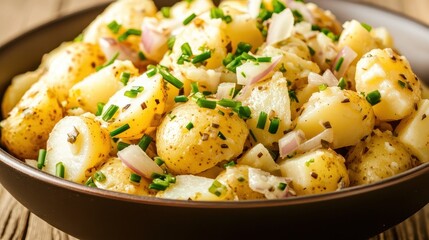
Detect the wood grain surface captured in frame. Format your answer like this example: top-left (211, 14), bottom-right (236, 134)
top-left (0, 0), bottom-right (428, 239)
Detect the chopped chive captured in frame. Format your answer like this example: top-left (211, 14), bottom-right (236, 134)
top-left (96, 52), bottom-right (119, 71)
top-left (278, 182), bottom-right (287, 191)
top-left (124, 86), bottom-right (144, 98)
top-left (361, 22), bottom-right (372, 32)
top-left (311, 24), bottom-right (321, 31)
top-left (154, 157), bottom-right (165, 166)
top-left (138, 134), bottom-right (152, 151)
top-left (197, 98), bottom-right (217, 109)
top-left (240, 52), bottom-right (256, 61)
top-left (118, 28), bottom-right (142, 42)
top-left (158, 67), bottom-right (184, 89)
top-left (149, 183), bottom-right (168, 190)
top-left (85, 177), bottom-right (97, 187)
top-left (95, 102), bottom-right (105, 116)
top-left (249, 129), bottom-right (257, 141)
top-left (256, 111), bottom-right (268, 129)
top-left (167, 36), bottom-right (176, 50)
top-left (268, 117), bottom-right (280, 134)
top-left (107, 20), bottom-right (121, 34)
top-left (366, 90), bottom-right (381, 106)
top-left (181, 42), bottom-right (193, 57)
top-left (120, 72), bottom-right (131, 86)
top-left (223, 53), bottom-right (234, 66)
top-left (208, 180), bottom-right (227, 197)
top-left (102, 104), bottom-right (119, 121)
top-left (94, 171), bottom-right (106, 182)
top-left (56, 162), bottom-right (65, 178)
top-left (223, 15), bottom-right (232, 23)
top-left (237, 106), bottom-right (251, 119)
top-left (210, 7), bottom-right (224, 19)
top-left (305, 158), bottom-right (315, 167)
top-left (110, 124), bottom-right (130, 137)
top-left (398, 80), bottom-right (406, 88)
top-left (272, 0), bottom-right (286, 13)
top-left (192, 51), bottom-right (211, 64)
top-left (225, 57), bottom-right (243, 73)
top-left (217, 98), bottom-right (239, 108)
top-left (160, 7), bottom-right (171, 18)
top-left (319, 83), bottom-right (328, 91)
top-left (130, 173), bottom-right (142, 183)
top-left (37, 149), bottom-right (46, 170)
top-left (138, 51), bottom-right (146, 61)
top-left (183, 13), bottom-right (196, 25)
top-left (308, 46), bottom-right (315, 56)
top-left (237, 176), bottom-right (245, 182)
top-left (279, 63), bottom-right (287, 73)
top-left (174, 95), bottom-right (188, 103)
top-left (338, 77), bottom-right (347, 90)
top-left (257, 57), bottom-right (272, 62)
top-left (186, 122), bottom-right (194, 130)
top-left (334, 57), bottom-right (344, 72)
top-left (191, 82), bottom-right (199, 94)
top-left (236, 42), bottom-right (252, 55)
top-left (117, 141), bottom-right (130, 151)
top-left (288, 90), bottom-right (299, 103)
top-left (218, 131), bottom-right (226, 140)
top-left (223, 161), bottom-right (236, 168)
top-left (74, 34), bottom-right (84, 42)
top-left (292, 9), bottom-right (304, 23)
top-left (146, 67), bottom-right (158, 77)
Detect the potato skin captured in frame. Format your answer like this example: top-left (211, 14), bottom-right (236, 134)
top-left (346, 129), bottom-right (414, 186)
top-left (156, 100), bottom-right (248, 174)
top-left (1, 81), bottom-right (63, 160)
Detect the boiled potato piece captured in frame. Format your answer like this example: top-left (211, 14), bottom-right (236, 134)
top-left (93, 157), bottom-right (153, 196)
top-left (306, 2), bottom-right (342, 34)
top-left (371, 27), bottom-right (394, 49)
top-left (156, 175), bottom-right (236, 200)
top-left (156, 100), bottom-right (248, 174)
top-left (100, 73), bottom-right (166, 140)
top-left (237, 143), bottom-right (280, 174)
top-left (295, 87), bottom-right (375, 149)
top-left (1, 68), bottom-right (44, 117)
top-left (346, 129), bottom-right (414, 186)
top-left (67, 60), bottom-right (139, 114)
top-left (216, 165), bottom-right (266, 200)
top-left (242, 72), bottom-right (293, 149)
top-left (395, 99), bottom-right (429, 163)
top-left (338, 20), bottom-right (378, 60)
top-left (355, 48), bottom-right (421, 121)
top-left (40, 42), bottom-right (105, 102)
top-left (1, 81), bottom-right (63, 160)
top-left (279, 148), bottom-right (349, 196)
top-left (44, 115), bottom-right (111, 184)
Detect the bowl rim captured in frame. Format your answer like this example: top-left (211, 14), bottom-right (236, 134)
top-left (0, 0), bottom-right (428, 209)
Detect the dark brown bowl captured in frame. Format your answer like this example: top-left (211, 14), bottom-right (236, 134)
top-left (0, 1), bottom-right (428, 239)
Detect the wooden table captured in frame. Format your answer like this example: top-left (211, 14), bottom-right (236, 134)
top-left (0, 0), bottom-right (428, 239)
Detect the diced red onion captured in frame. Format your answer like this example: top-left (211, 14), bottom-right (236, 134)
top-left (118, 145), bottom-right (163, 179)
top-left (308, 69), bottom-right (338, 87)
top-left (236, 55), bottom-right (282, 86)
top-left (248, 167), bottom-right (295, 199)
top-left (99, 37), bottom-right (140, 64)
top-left (247, 0), bottom-right (262, 18)
top-left (279, 130), bottom-right (306, 158)
top-left (332, 46), bottom-right (358, 78)
top-left (140, 18), bottom-right (171, 61)
top-left (216, 82), bottom-right (236, 100)
top-left (266, 8), bottom-right (294, 45)
top-left (296, 128), bottom-right (334, 153)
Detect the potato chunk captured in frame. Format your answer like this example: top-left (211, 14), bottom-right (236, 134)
top-left (346, 129), bottom-right (414, 186)
top-left (156, 100), bottom-right (248, 174)
top-left (355, 48), bottom-right (421, 121)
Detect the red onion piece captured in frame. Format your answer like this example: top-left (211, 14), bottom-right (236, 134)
top-left (296, 128), bottom-right (334, 153)
top-left (99, 37), bottom-right (140, 64)
top-left (332, 46), bottom-right (358, 78)
top-left (236, 55), bottom-right (282, 86)
top-left (140, 19), bottom-right (171, 61)
top-left (248, 168), bottom-right (295, 199)
top-left (279, 130), bottom-right (306, 158)
top-left (266, 8), bottom-right (294, 45)
top-left (308, 69), bottom-right (338, 87)
top-left (118, 145), bottom-right (163, 179)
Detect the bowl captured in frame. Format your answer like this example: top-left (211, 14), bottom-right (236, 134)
top-left (0, 0), bottom-right (428, 239)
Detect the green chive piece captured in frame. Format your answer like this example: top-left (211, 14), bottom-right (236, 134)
top-left (223, 15), bottom-right (233, 23)
top-left (96, 52), bottom-right (119, 71)
top-left (256, 111), bottom-right (268, 129)
top-left (149, 183), bottom-right (167, 190)
top-left (278, 182), bottom-right (287, 191)
top-left (288, 90), bottom-right (299, 103)
top-left (366, 90), bottom-right (381, 106)
top-left (167, 36), bottom-right (176, 50)
top-left (192, 51), bottom-right (212, 64)
top-left (305, 158), bottom-right (315, 167)
top-left (183, 13), bottom-right (196, 25)
top-left (319, 83), bottom-right (328, 91)
top-left (120, 72), bottom-right (131, 86)
top-left (138, 134), bottom-right (152, 151)
top-left (85, 177), bottom-right (97, 188)
top-left (237, 176), bottom-right (245, 182)
top-left (334, 57), bottom-right (344, 72)
top-left (138, 51), bottom-right (146, 60)
top-left (398, 80), bottom-right (406, 88)
top-left (249, 129), bottom-right (257, 141)
top-left (292, 9), bottom-right (304, 23)
top-left (210, 7), bottom-right (224, 19)
top-left (217, 98), bottom-right (239, 108)
top-left (154, 157), bottom-right (165, 166)
top-left (94, 171), bottom-right (106, 182)
top-left (161, 7), bottom-right (171, 18)
top-left (268, 117), bottom-right (280, 134)
top-left (257, 57), bottom-right (272, 63)
top-left (146, 66), bottom-right (158, 77)
top-left (236, 42), bottom-right (252, 55)
top-left (208, 180), bottom-right (227, 197)
top-left (158, 67), bottom-right (184, 89)
top-left (56, 162), bottom-right (65, 178)
top-left (130, 173), bottom-right (142, 183)
top-left (197, 98), bottom-right (217, 109)
top-left (186, 122), bottom-right (194, 130)
top-left (124, 86), bottom-right (144, 98)
top-left (361, 22), bottom-right (372, 32)
top-left (181, 42), bottom-right (193, 57)
top-left (223, 161), bottom-right (236, 168)
top-left (218, 131), bottom-right (226, 140)
top-left (118, 28), bottom-right (142, 42)
top-left (308, 46), bottom-right (315, 56)
top-left (241, 52), bottom-right (256, 61)
top-left (223, 53), bottom-right (235, 66)
top-left (273, 0), bottom-right (286, 13)
top-left (338, 77), bottom-right (347, 90)
top-left (110, 124), bottom-right (130, 137)
top-left (117, 141), bottom-right (130, 151)
top-left (102, 104), bottom-right (119, 121)
top-left (237, 106), bottom-right (251, 119)
top-left (74, 34), bottom-right (84, 42)
top-left (191, 82), bottom-right (199, 94)
top-left (174, 95), bottom-right (188, 103)
top-left (37, 149), bottom-right (46, 170)
top-left (95, 102), bottom-right (105, 116)
top-left (107, 20), bottom-right (121, 34)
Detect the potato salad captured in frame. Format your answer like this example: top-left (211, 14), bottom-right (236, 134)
top-left (2, 0), bottom-right (428, 201)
